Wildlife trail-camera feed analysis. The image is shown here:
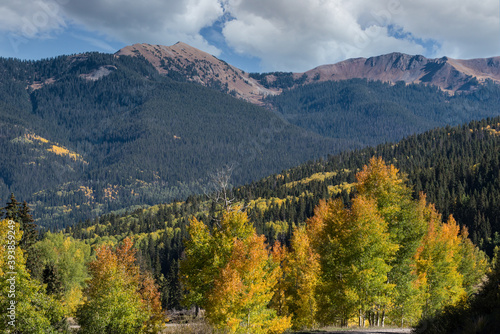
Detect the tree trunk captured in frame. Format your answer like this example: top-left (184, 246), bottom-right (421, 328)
top-left (381, 310), bottom-right (385, 327)
top-left (359, 309), bottom-right (363, 327)
top-left (376, 311), bottom-right (380, 327)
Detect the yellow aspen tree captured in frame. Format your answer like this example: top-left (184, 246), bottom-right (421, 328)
top-left (180, 210), bottom-right (291, 334)
top-left (313, 184), bottom-right (398, 327)
top-left (314, 198), bottom-right (354, 326)
top-left (414, 205), bottom-right (466, 317)
top-left (308, 158), bottom-right (487, 327)
top-left (180, 210), bottom-right (253, 310)
top-left (206, 233), bottom-right (291, 334)
top-left (283, 225), bottom-right (321, 330)
top-left (305, 199), bottom-right (328, 250)
top-left (179, 217), bottom-right (218, 309)
top-left (357, 158), bottom-right (427, 326)
top-left (457, 226), bottom-right (488, 295)
top-left (0, 219), bottom-right (66, 333)
top-left (31, 232), bottom-right (91, 315)
top-left (349, 195), bottom-right (399, 327)
top-left (269, 240), bottom-right (288, 318)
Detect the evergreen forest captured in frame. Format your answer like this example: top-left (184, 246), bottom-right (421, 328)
top-left (1, 53), bottom-right (500, 230)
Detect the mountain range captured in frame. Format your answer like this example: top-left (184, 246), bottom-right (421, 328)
top-left (2, 42), bottom-right (500, 229)
top-left (117, 42), bottom-right (500, 104)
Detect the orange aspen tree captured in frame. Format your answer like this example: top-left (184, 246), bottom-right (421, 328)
top-left (206, 233), bottom-right (291, 334)
top-left (180, 210), bottom-right (291, 334)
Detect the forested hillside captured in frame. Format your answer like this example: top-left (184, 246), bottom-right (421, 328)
top-left (2, 51), bottom-right (500, 231)
top-left (0, 54), bottom-right (340, 229)
top-left (4, 157), bottom-right (489, 332)
top-left (65, 116), bottom-right (500, 311)
top-left (266, 78), bottom-right (500, 146)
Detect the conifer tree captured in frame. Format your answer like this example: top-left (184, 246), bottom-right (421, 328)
top-left (4, 193), bottom-right (19, 221)
top-left (42, 263), bottom-right (64, 296)
top-left (19, 201), bottom-right (37, 251)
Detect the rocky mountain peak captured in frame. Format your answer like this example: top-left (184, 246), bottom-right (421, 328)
top-left (116, 42), bottom-right (500, 104)
top-left (115, 43), bottom-right (278, 105)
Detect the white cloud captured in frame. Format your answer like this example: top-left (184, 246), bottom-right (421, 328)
top-left (0, 0), bottom-right (498, 71)
top-left (63, 0), bottom-right (224, 55)
top-left (0, 1), bottom-right (67, 38)
top-left (0, 0), bottom-right (224, 55)
top-left (221, 0), bottom-right (500, 71)
top-left (392, 0), bottom-right (499, 59)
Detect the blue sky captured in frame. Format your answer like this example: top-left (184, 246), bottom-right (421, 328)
top-left (0, 0), bottom-right (498, 73)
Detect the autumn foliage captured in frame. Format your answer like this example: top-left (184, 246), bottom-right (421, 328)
top-left (180, 210), bottom-right (291, 334)
top-left (76, 238), bottom-right (163, 334)
top-left (180, 157), bottom-right (487, 330)
top-left (307, 157), bottom-right (488, 327)
top-left (0, 219), bottom-right (67, 333)
top-left (280, 225), bottom-right (321, 329)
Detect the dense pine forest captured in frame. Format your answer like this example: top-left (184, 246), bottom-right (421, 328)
top-left (265, 78), bottom-right (500, 146)
top-left (2, 53), bottom-right (500, 231)
top-left (0, 54), bottom-right (339, 229)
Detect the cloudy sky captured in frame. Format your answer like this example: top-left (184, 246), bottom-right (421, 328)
top-left (0, 0), bottom-right (498, 72)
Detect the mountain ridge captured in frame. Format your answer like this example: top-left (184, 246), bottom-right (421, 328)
top-left (300, 52), bottom-right (500, 92)
top-left (115, 42), bottom-right (277, 105)
top-left (115, 42), bottom-right (500, 103)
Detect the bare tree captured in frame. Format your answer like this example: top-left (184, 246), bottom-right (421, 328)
top-left (211, 164), bottom-right (235, 213)
top-left (201, 163), bottom-right (243, 225)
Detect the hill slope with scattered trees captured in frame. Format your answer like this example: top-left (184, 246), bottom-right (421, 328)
top-left (60, 116), bottom-right (500, 311)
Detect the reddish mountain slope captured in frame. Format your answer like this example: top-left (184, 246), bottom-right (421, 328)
top-left (116, 42), bottom-right (279, 104)
top-left (116, 43), bottom-right (500, 103)
top-left (299, 53), bottom-right (500, 93)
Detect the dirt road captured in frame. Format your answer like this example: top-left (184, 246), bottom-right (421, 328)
top-left (299, 328), bottom-right (412, 334)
